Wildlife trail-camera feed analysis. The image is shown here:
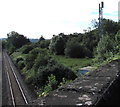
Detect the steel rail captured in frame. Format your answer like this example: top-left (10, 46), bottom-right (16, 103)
top-left (3, 52), bottom-right (28, 106)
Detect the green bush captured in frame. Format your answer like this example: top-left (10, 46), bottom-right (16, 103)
top-left (37, 74), bottom-right (58, 97)
top-left (25, 57), bottom-right (76, 89)
top-left (23, 47), bottom-right (77, 95)
top-left (8, 46), bottom-right (16, 54)
top-left (22, 45), bottom-right (33, 54)
top-left (18, 61), bottom-right (25, 70)
top-left (115, 30), bottom-right (120, 54)
top-left (95, 34), bottom-right (116, 62)
top-left (49, 36), bottom-right (65, 55)
top-left (25, 48), bottom-right (48, 70)
top-left (16, 57), bottom-right (24, 64)
top-left (25, 53), bottom-right (36, 70)
top-left (38, 40), bottom-right (50, 49)
top-left (59, 78), bottom-right (72, 88)
top-left (65, 38), bottom-right (89, 58)
top-left (33, 53), bottom-right (50, 71)
top-left (43, 74), bottom-right (58, 95)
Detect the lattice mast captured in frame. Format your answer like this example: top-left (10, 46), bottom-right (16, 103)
top-left (99, 2), bottom-right (104, 38)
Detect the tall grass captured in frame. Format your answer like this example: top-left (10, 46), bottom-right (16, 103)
top-left (53, 55), bottom-right (93, 71)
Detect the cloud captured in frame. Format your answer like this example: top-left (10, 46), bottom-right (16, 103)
top-left (0, 0), bottom-right (119, 39)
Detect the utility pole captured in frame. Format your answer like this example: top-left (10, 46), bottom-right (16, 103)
top-left (99, 1), bottom-right (104, 38)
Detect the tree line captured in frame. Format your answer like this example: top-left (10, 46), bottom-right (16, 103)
top-left (2, 18), bottom-right (120, 96)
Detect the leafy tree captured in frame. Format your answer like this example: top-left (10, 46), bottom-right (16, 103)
top-left (115, 30), bottom-right (120, 43)
top-left (115, 30), bottom-right (120, 54)
top-left (32, 49), bottom-right (50, 70)
top-left (95, 33), bottom-right (116, 62)
top-left (25, 48), bottom-right (46, 70)
top-left (21, 44), bottom-right (34, 54)
top-left (25, 48), bottom-right (77, 89)
top-left (65, 38), bottom-right (89, 58)
top-left (91, 19), bottom-right (99, 28)
top-left (49, 35), bottom-right (65, 55)
top-left (2, 40), bottom-right (7, 49)
top-left (6, 31), bottom-right (30, 52)
top-left (82, 29), bottom-right (99, 55)
top-left (102, 19), bottom-right (120, 35)
top-left (43, 74), bottom-right (58, 94)
top-left (38, 35), bottom-right (45, 42)
top-left (38, 40), bottom-right (50, 49)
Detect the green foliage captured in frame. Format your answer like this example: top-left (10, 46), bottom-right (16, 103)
top-left (82, 29), bottom-right (99, 53)
top-left (21, 45), bottom-right (34, 54)
top-left (37, 74), bottom-right (58, 97)
top-left (49, 30), bottom-right (99, 58)
top-left (43, 74), bottom-right (58, 95)
top-left (38, 36), bottom-right (45, 42)
top-left (33, 50), bottom-right (50, 70)
top-left (18, 61), bottom-right (25, 70)
top-left (25, 48), bottom-right (48, 70)
top-left (115, 30), bottom-right (120, 43)
top-left (16, 57), bottom-right (24, 64)
top-left (22, 47), bottom-right (76, 92)
top-left (54, 55), bottom-right (93, 71)
top-left (25, 53), bottom-right (36, 70)
top-left (59, 78), bottom-right (72, 87)
top-left (8, 18), bottom-right (120, 98)
top-left (95, 34), bottom-right (116, 62)
top-left (38, 40), bottom-right (50, 49)
top-left (47, 74), bottom-right (58, 89)
top-left (115, 30), bottom-right (120, 55)
top-left (2, 40), bottom-right (7, 49)
top-left (8, 46), bottom-right (16, 54)
top-left (6, 31), bottom-right (30, 53)
top-left (26, 61), bottom-right (76, 89)
top-left (49, 35), bottom-right (65, 55)
top-left (65, 38), bottom-right (90, 58)
top-left (102, 19), bottom-right (120, 35)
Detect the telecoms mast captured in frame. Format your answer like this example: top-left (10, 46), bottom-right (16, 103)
top-left (99, 1), bottom-right (104, 37)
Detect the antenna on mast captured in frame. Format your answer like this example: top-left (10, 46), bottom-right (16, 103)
top-left (99, 1), bottom-right (104, 38)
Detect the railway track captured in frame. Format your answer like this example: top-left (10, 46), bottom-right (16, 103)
top-left (3, 51), bottom-right (28, 106)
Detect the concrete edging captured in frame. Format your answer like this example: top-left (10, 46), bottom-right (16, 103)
top-left (0, 40), bottom-right (2, 106)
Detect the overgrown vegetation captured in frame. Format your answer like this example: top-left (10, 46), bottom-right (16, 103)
top-left (54, 55), bottom-right (92, 71)
top-left (6, 31), bottom-right (30, 54)
top-left (11, 46), bottom-right (77, 96)
top-left (3, 18), bottom-right (120, 97)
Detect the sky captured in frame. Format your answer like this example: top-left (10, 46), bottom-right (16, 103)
top-left (0, 0), bottom-right (119, 39)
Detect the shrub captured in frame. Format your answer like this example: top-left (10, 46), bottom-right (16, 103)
top-left (33, 53), bottom-right (50, 70)
top-left (95, 34), bottom-right (116, 62)
top-left (16, 57), bottom-right (24, 64)
top-left (43, 74), bottom-right (58, 95)
top-left (65, 38), bottom-right (89, 58)
top-left (115, 30), bottom-right (120, 54)
top-left (37, 74), bottom-right (58, 97)
top-left (23, 47), bottom-right (77, 95)
top-left (25, 48), bottom-right (49, 70)
top-left (49, 36), bottom-right (65, 55)
top-left (22, 45), bottom-right (33, 54)
top-left (38, 40), bottom-right (50, 49)
top-left (25, 56), bottom-right (77, 90)
top-left (59, 78), bottom-right (72, 88)
top-left (25, 53), bottom-right (36, 70)
top-left (18, 61), bottom-right (25, 70)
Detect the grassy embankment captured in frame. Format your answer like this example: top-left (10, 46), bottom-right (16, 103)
top-left (11, 50), bottom-right (120, 75)
top-left (54, 55), bottom-right (93, 71)
top-left (11, 51), bottom-right (93, 72)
